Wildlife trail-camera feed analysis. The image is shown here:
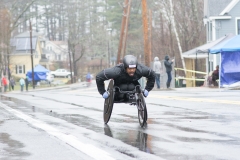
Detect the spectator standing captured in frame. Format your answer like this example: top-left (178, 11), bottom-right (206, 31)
top-left (153, 57), bottom-right (161, 89)
top-left (10, 77), bottom-right (16, 90)
top-left (86, 72), bottom-right (92, 82)
top-left (86, 72), bottom-right (92, 87)
top-left (164, 55), bottom-right (174, 88)
top-left (19, 78), bottom-right (25, 92)
top-left (25, 75), bottom-right (29, 91)
top-left (2, 76), bottom-right (8, 92)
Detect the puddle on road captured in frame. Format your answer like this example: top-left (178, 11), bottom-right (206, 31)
top-left (104, 125), bottom-right (155, 155)
top-left (0, 133), bottom-right (30, 158)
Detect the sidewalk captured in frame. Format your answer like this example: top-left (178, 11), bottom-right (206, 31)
top-left (4, 81), bottom-right (90, 94)
top-left (3, 80), bottom-right (238, 94)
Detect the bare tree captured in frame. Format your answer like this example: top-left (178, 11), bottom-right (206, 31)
top-left (0, 8), bottom-right (11, 76)
top-left (0, 0), bottom-right (36, 75)
top-left (150, 0), bottom-right (204, 74)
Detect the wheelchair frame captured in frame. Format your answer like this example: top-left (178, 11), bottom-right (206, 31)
top-left (103, 79), bottom-right (148, 127)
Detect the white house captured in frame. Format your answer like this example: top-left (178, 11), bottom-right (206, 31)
top-left (41, 40), bottom-right (68, 61)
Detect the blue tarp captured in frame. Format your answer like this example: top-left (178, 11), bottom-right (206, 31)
top-left (209, 35), bottom-right (240, 86)
top-left (210, 35), bottom-right (240, 53)
top-left (27, 65), bottom-right (49, 81)
top-left (220, 51), bottom-right (240, 86)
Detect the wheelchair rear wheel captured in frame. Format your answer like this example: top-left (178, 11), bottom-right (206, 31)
top-left (137, 93), bottom-right (148, 127)
top-left (103, 79), bottom-right (114, 124)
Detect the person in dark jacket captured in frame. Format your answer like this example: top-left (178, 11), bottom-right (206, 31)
top-left (164, 55), bottom-right (174, 88)
top-left (96, 55), bottom-right (155, 100)
top-left (25, 75), bottom-right (29, 91)
top-left (10, 77), bottom-right (16, 90)
top-left (211, 65), bottom-right (219, 85)
top-left (207, 65), bottom-right (219, 86)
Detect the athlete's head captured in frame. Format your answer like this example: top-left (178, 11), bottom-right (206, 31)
top-left (123, 55), bottom-right (138, 77)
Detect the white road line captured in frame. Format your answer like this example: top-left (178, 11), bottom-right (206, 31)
top-left (150, 95), bottom-right (240, 105)
top-left (0, 102), bottom-right (115, 160)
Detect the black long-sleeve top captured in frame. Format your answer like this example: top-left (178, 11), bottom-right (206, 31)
top-left (96, 63), bottom-right (155, 95)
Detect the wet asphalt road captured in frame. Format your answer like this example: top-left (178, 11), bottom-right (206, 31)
top-left (0, 82), bottom-right (240, 160)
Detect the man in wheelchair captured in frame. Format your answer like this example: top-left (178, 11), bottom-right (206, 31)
top-left (96, 55), bottom-right (155, 101)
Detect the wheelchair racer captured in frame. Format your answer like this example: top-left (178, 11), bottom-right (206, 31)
top-left (96, 55), bottom-right (155, 100)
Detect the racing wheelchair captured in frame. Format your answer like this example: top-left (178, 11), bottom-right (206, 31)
top-left (103, 79), bottom-right (148, 127)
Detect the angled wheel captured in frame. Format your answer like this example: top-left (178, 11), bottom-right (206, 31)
top-left (103, 79), bottom-right (114, 124)
top-left (137, 93), bottom-right (148, 127)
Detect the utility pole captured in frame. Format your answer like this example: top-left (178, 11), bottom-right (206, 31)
top-left (29, 21), bottom-right (35, 89)
top-left (122, 0), bottom-right (131, 58)
top-left (68, 40), bottom-right (73, 84)
top-left (141, 0), bottom-right (150, 67)
top-left (117, 0), bottom-right (131, 64)
top-left (107, 28), bottom-right (112, 67)
top-left (149, 10), bottom-right (152, 61)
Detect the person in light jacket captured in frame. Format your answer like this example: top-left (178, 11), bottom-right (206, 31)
top-left (153, 57), bottom-right (161, 89)
top-left (19, 78), bottom-right (25, 92)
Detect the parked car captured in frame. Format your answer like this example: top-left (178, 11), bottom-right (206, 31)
top-left (50, 69), bottom-right (74, 78)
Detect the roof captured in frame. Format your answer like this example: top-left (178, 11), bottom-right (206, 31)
top-left (10, 31), bottom-right (41, 53)
top-left (205, 0), bottom-right (232, 16)
top-left (183, 34), bottom-right (234, 59)
top-left (46, 41), bottom-right (67, 48)
top-left (219, 0), bottom-right (240, 15)
top-left (11, 37), bottom-right (37, 51)
top-left (210, 34), bottom-right (240, 53)
top-left (15, 31), bottom-right (42, 38)
top-left (50, 41), bottom-right (67, 46)
top-left (42, 48), bottom-right (55, 54)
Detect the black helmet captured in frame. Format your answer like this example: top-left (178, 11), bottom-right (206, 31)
top-left (123, 55), bottom-right (138, 68)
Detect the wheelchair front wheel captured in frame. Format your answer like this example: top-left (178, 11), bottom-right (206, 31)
top-left (103, 79), bottom-right (114, 124)
top-left (137, 93), bottom-right (148, 127)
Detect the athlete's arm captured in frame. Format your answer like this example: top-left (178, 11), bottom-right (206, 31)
top-left (140, 64), bottom-right (155, 92)
top-left (96, 65), bottom-right (121, 95)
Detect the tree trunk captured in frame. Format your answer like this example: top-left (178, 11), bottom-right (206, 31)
top-left (169, 0), bottom-right (186, 75)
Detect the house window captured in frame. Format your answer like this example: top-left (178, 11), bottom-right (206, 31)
top-left (16, 65), bottom-right (25, 74)
top-left (207, 22), bottom-right (213, 42)
top-left (238, 19), bottom-right (240, 35)
top-left (19, 65), bottom-right (23, 73)
top-left (58, 55), bottom-right (61, 60)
